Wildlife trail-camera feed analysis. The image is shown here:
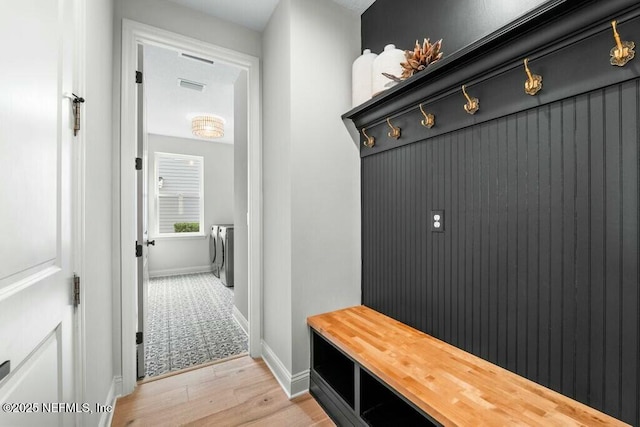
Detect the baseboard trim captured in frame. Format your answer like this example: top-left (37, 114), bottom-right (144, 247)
top-left (260, 340), bottom-right (309, 399)
top-left (232, 306), bottom-right (249, 336)
top-left (99, 375), bottom-right (121, 427)
top-left (149, 265), bottom-right (212, 278)
top-left (291, 368), bottom-right (310, 397)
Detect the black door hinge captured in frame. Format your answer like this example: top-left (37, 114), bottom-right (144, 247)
top-left (135, 157), bottom-right (142, 170)
top-left (73, 274), bottom-right (80, 307)
top-left (0, 360), bottom-right (10, 382)
top-left (135, 71), bottom-right (143, 84)
top-left (135, 242), bottom-right (142, 257)
top-left (136, 332), bottom-right (143, 345)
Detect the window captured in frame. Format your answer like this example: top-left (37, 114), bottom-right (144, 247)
top-left (155, 152), bottom-right (204, 236)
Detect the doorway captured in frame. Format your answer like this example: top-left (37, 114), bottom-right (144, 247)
top-left (120, 20), bottom-right (262, 393)
top-left (140, 43), bottom-right (247, 378)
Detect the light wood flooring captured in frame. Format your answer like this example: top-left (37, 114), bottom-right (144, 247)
top-left (111, 355), bottom-right (334, 426)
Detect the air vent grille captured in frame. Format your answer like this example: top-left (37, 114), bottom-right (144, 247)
top-left (180, 53), bottom-right (214, 65)
top-left (178, 78), bottom-right (206, 92)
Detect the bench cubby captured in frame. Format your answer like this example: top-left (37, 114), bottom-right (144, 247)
top-left (311, 331), bottom-right (355, 409)
top-left (308, 305), bottom-right (628, 426)
top-left (360, 368), bottom-right (436, 427)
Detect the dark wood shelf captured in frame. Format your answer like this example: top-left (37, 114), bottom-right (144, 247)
top-left (342, 0), bottom-right (640, 159)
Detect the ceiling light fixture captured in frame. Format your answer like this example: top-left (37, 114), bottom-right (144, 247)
top-left (191, 115), bottom-right (224, 139)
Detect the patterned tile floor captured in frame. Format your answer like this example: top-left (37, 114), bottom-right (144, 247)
top-left (145, 272), bottom-right (248, 378)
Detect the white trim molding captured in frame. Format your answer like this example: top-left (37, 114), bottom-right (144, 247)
top-left (291, 370), bottom-right (311, 399)
top-left (261, 340), bottom-right (310, 399)
top-left (98, 375), bottom-right (121, 427)
top-left (149, 265), bottom-right (212, 278)
top-left (120, 19), bottom-right (262, 396)
top-left (232, 306), bottom-right (248, 336)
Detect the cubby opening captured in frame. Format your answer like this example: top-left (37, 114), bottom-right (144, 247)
top-left (311, 331), bottom-right (355, 408)
top-left (360, 369), bottom-right (436, 426)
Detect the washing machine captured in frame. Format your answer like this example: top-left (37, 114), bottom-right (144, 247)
top-left (218, 226), bottom-right (234, 287)
top-left (210, 224), bottom-right (233, 285)
top-left (209, 225), bottom-right (220, 277)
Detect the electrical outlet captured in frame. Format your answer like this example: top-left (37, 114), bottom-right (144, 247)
top-left (431, 210), bottom-right (444, 232)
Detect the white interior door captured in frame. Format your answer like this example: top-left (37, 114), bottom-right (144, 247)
top-left (0, 0), bottom-right (78, 426)
top-left (136, 44), bottom-right (150, 379)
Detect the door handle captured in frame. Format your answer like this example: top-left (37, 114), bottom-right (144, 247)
top-left (145, 240), bottom-right (155, 246)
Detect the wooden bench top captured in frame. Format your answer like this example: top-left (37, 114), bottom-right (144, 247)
top-left (307, 305), bottom-right (628, 427)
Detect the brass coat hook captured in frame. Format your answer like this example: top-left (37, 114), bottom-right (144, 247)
top-left (362, 127), bottom-right (375, 148)
top-left (386, 118), bottom-right (401, 139)
top-left (523, 58), bottom-right (542, 95)
top-left (610, 20), bottom-right (635, 66)
top-left (419, 104), bottom-right (435, 128)
top-left (462, 85), bottom-right (479, 115)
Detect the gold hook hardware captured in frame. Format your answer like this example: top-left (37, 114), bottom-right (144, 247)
top-left (361, 127), bottom-right (375, 148)
top-left (386, 118), bottom-right (401, 139)
top-left (462, 85), bottom-right (479, 115)
top-left (610, 20), bottom-right (635, 66)
top-left (523, 58), bottom-right (543, 96)
top-left (419, 104), bottom-right (435, 128)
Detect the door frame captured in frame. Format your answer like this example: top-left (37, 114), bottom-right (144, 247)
top-left (73, 0), bottom-right (88, 420)
top-left (119, 19), bottom-right (263, 395)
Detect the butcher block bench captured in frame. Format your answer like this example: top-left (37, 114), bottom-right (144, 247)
top-left (307, 305), bottom-right (628, 427)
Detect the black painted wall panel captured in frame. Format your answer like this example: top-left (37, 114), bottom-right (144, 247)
top-left (619, 79), bottom-right (639, 425)
top-left (361, 80), bottom-right (640, 425)
top-left (361, 0), bottom-right (551, 55)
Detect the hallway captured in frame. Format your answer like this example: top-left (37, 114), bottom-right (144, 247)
top-left (112, 356), bottom-right (334, 426)
top-left (145, 273), bottom-right (248, 377)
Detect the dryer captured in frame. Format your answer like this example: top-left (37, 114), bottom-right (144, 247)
top-left (209, 225), bottom-right (220, 277)
top-left (210, 224), bottom-right (233, 285)
top-left (218, 226), bottom-right (234, 287)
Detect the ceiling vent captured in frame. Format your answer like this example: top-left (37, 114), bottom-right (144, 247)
top-left (178, 78), bottom-right (206, 92)
top-left (180, 52), bottom-right (214, 65)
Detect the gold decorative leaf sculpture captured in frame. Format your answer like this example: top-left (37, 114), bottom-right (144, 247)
top-left (383, 38), bottom-right (443, 82)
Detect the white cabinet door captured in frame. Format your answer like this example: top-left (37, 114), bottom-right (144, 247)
top-left (0, 0), bottom-right (79, 426)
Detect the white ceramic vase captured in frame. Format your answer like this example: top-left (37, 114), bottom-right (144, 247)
top-left (352, 48), bottom-right (378, 107)
top-left (371, 44), bottom-right (405, 96)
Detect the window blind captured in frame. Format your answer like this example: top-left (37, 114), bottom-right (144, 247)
top-left (156, 155), bottom-right (203, 234)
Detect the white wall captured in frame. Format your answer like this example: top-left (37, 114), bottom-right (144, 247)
top-left (289, 0), bottom-right (362, 376)
top-left (233, 71), bottom-right (249, 319)
top-left (262, 0), bottom-right (293, 372)
top-left (84, 0), bottom-right (115, 423)
top-left (262, 0), bottom-right (361, 393)
top-left (147, 134), bottom-right (233, 277)
top-left (112, 0), bottom-right (262, 380)
top-left (114, 0), bottom-right (261, 58)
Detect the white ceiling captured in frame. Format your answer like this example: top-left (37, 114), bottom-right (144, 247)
top-left (331, 0), bottom-right (376, 14)
top-left (144, 44), bottom-right (241, 144)
top-left (145, 0), bottom-right (375, 142)
top-left (165, 0), bottom-right (375, 32)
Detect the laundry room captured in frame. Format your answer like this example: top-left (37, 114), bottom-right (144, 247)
top-left (140, 43), bottom-right (249, 378)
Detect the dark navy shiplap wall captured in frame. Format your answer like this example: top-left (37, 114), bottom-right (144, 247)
top-left (361, 80), bottom-right (640, 425)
